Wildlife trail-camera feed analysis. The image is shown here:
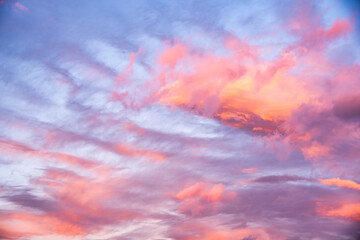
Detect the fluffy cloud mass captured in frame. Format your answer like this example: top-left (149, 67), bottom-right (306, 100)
top-left (0, 0), bottom-right (359, 239)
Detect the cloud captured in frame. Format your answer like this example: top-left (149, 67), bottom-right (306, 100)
top-left (248, 175), bottom-right (309, 184)
top-left (13, 2), bottom-right (27, 12)
top-left (0, 167), bottom-right (143, 238)
top-left (0, 0), bottom-right (359, 239)
top-left (167, 220), bottom-right (277, 240)
top-left (241, 168), bottom-right (258, 174)
top-left (319, 203), bottom-right (360, 221)
top-left (319, 178), bottom-right (360, 191)
top-left (175, 182), bottom-right (236, 216)
top-left (333, 94), bottom-right (360, 121)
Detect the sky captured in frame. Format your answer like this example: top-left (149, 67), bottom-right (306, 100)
top-left (0, 0), bottom-right (360, 239)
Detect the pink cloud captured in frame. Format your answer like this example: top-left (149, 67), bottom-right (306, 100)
top-left (113, 10), bottom-right (356, 154)
top-left (0, 1), bottom-right (359, 239)
top-left (176, 182), bottom-right (206, 201)
top-left (13, 2), bottom-right (27, 11)
top-left (241, 167), bottom-right (258, 173)
top-left (115, 143), bottom-right (166, 162)
top-left (175, 182), bottom-right (236, 216)
top-left (159, 41), bottom-right (188, 68)
top-left (167, 221), bottom-right (282, 240)
top-left (0, 167), bottom-right (143, 238)
top-left (101, 2), bottom-right (360, 176)
top-left (0, 138), bottom-right (108, 172)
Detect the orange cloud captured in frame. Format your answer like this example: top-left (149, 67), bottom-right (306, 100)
top-left (319, 178), bottom-right (360, 191)
top-left (320, 203), bottom-right (360, 221)
top-left (107, 13), bottom-right (356, 168)
top-left (151, 36), bottom-right (316, 136)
